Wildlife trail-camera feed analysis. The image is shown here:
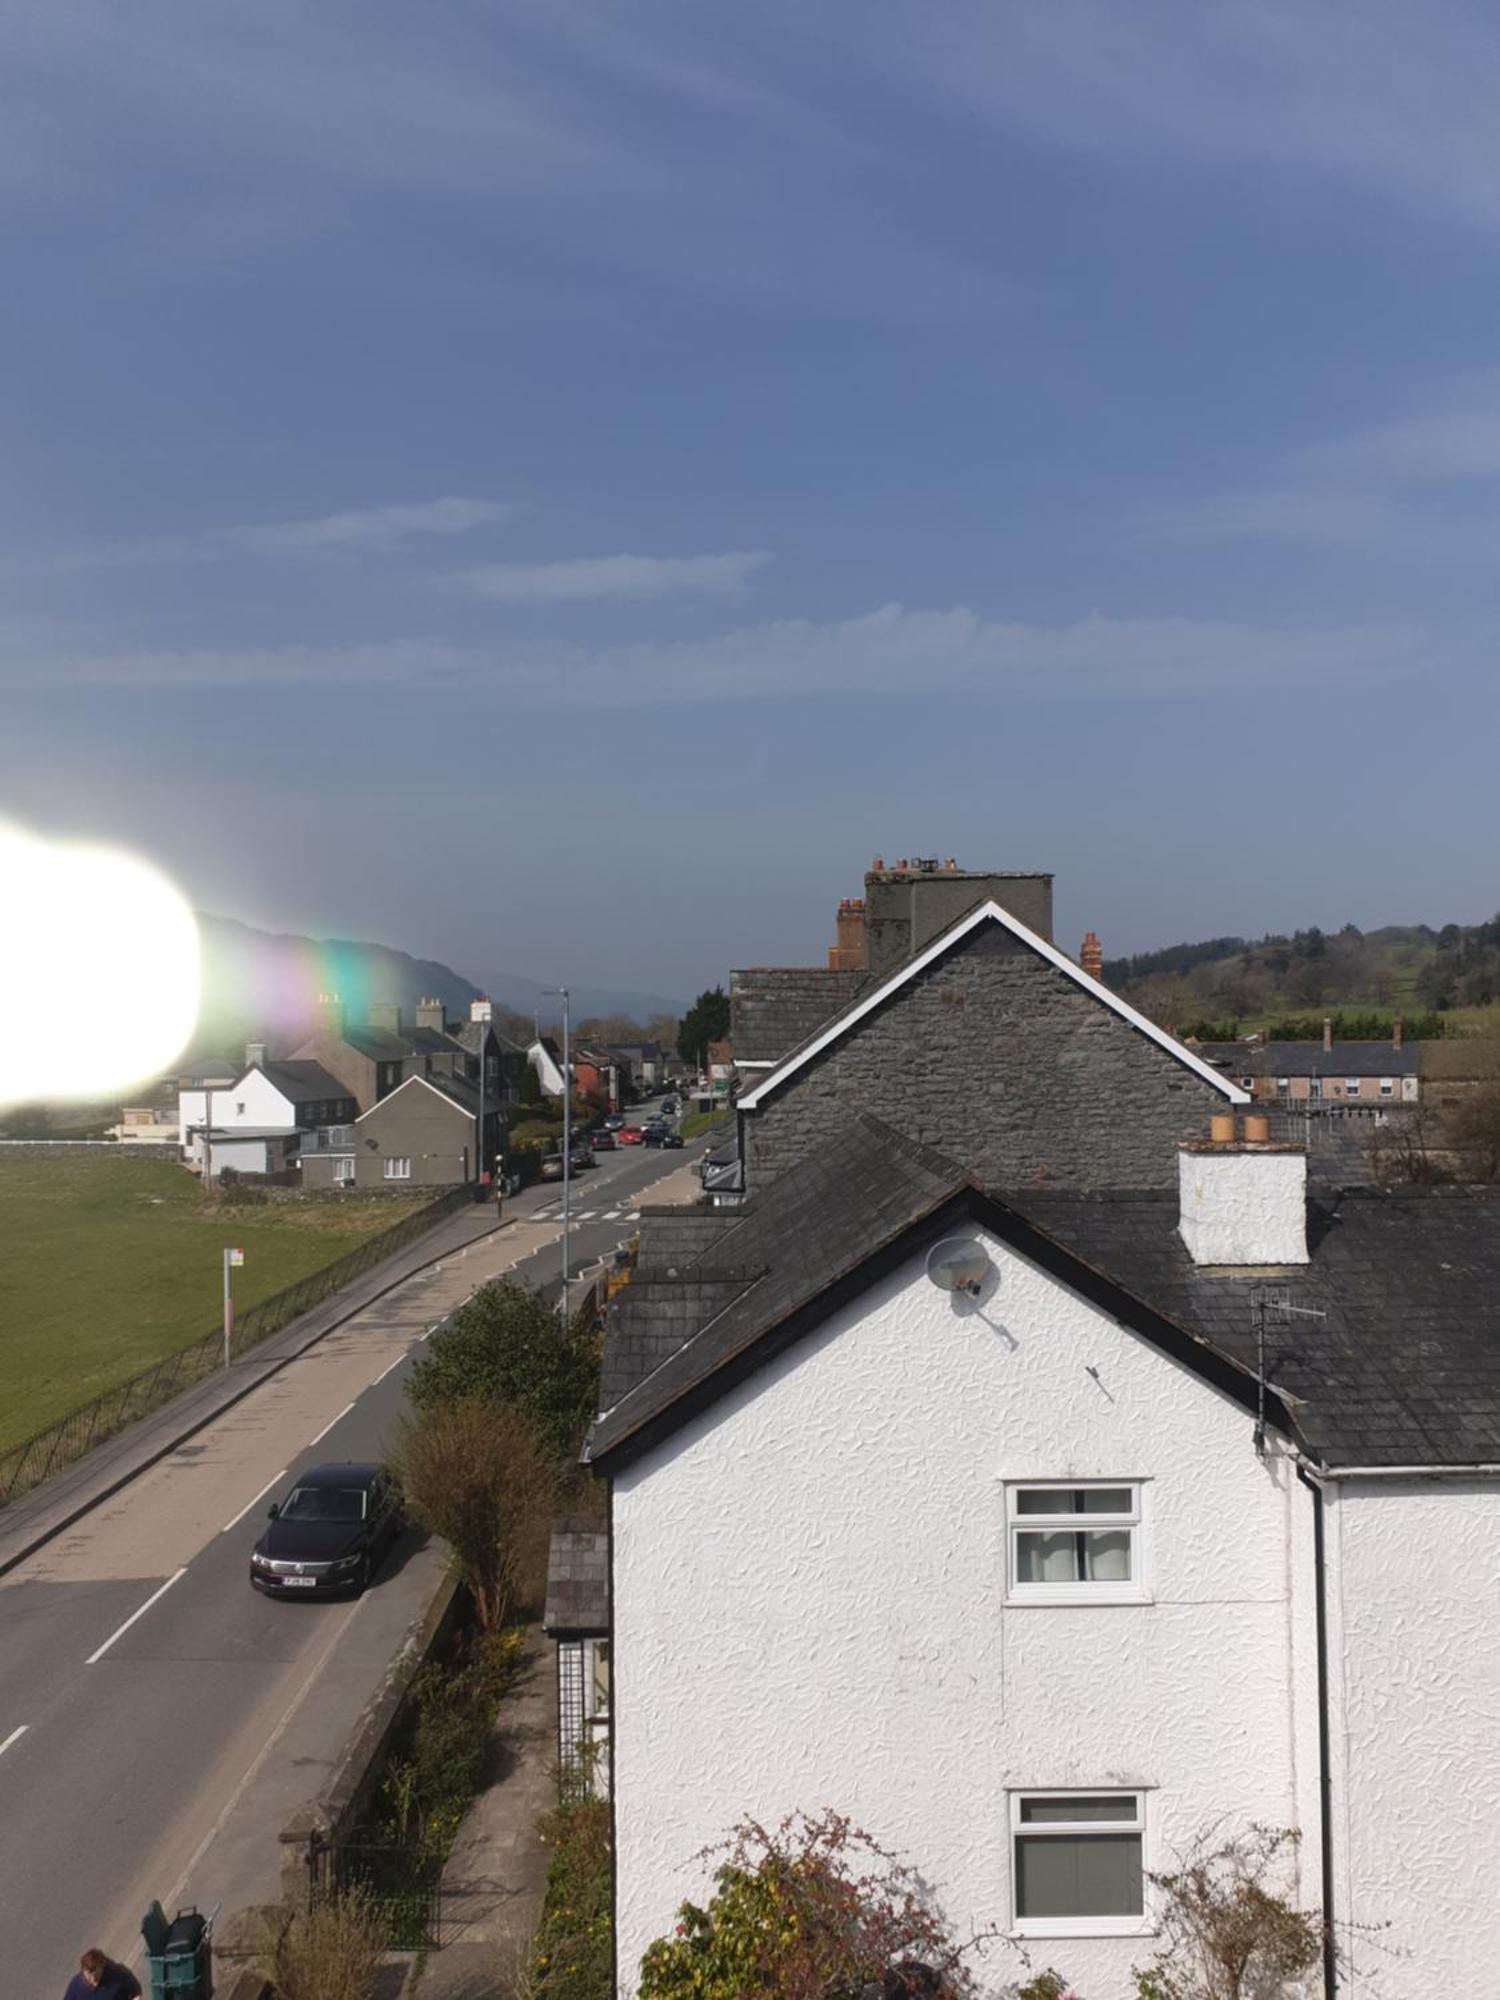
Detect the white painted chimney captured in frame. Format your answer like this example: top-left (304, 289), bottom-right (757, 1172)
top-left (1178, 1131), bottom-right (1308, 1266)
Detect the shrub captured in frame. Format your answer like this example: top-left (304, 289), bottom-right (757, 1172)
top-left (1131, 1825), bottom-right (1321, 2000)
top-left (406, 1279), bottom-right (601, 1461)
top-left (530, 1795), bottom-right (613, 2000)
top-left (391, 1395), bottom-right (555, 1630)
top-left (268, 1885), bottom-right (382, 2000)
top-left (637, 1810), bottom-right (981, 1999)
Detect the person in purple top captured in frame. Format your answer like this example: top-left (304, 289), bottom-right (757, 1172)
top-left (63, 1947), bottom-right (142, 2000)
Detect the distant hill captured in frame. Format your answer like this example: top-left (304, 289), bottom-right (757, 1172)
top-left (193, 914), bottom-right (686, 1058)
top-left (1103, 915), bottom-right (1500, 1032)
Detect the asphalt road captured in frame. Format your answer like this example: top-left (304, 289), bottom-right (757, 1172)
top-left (0, 1108), bottom-right (703, 1998)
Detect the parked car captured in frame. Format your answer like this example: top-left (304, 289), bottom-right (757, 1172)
top-left (539, 1151), bottom-right (565, 1180)
top-left (589, 1129), bottom-right (617, 1151)
top-left (618, 1125), bottom-right (645, 1144)
top-left (661, 1098), bottom-right (679, 1116)
top-left (249, 1462), bottom-right (401, 1597)
top-left (658, 1131), bottom-right (684, 1149)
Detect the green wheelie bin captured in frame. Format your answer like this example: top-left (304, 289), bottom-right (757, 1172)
top-left (141, 1898), bottom-right (214, 1999)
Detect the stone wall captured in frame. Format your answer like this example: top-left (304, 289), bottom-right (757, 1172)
top-left (743, 921), bottom-right (1228, 1189)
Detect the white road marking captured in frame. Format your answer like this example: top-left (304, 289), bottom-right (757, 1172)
top-left (577, 1210), bottom-right (598, 1221)
top-left (373, 1350), bottom-right (409, 1386)
top-left (604, 1210), bottom-right (621, 1220)
top-left (0, 1725), bottom-right (28, 1758)
top-left (86, 1568), bottom-right (189, 1665)
top-left (626, 1211), bottom-right (641, 1220)
top-left (306, 1401), bottom-right (357, 1449)
top-left (220, 1470), bottom-right (287, 1535)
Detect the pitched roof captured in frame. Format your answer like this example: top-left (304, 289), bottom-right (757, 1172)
top-left (343, 1024), bottom-right (466, 1061)
top-left (355, 1071), bottom-right (480, 1122)
top-left (737, 900), bottom-right (1248, 1110)
top-left (543, 1519), bottom-right (609, 1635)
top-left (730, 967), bottom-right (871, 1065)
top-left (589, 1118), bottom-right (1500, 1476)
top-left (256, 1060), bottom-right (355, 1104)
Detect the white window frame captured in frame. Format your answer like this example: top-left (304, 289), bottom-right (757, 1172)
top-left (1379, 1077), bottom-right (1394, 1097)
top-left (1010, 1789), bottom-right (1151, 1939)
top-left (383, 1156), bottom-right (412, 1180)
top-left (1344, 1077), bottom-right (1361, 1098)
top-left (332, 1156), bottom-right (355, 1185)
top-left (1005, 1481), bottom-right (1149, 1606)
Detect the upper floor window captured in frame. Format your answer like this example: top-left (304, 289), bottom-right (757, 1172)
top-left (1011, 1791), bottom-right (1147, 1935)
top-left (1006, 1483), bottom-right (1145, 1604)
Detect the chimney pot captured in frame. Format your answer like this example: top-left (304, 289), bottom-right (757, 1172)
top-left (1209, 1112), bottom-right (1237, 1145)
top-left (1243, 1112), bottom-right (1271, 1144)
top-left (1323, 1016), bottom-right (1333, 1052)
top-left (1080, 931), bottom-right (1104, 981)
top-left (1392, 1015), bottom-right (1403, 1051)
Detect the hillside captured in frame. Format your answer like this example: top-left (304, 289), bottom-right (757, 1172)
top-left (1103, 915), bottom-right (1500, 1032)
top-left (193, 914), bottom-right (686, 1058)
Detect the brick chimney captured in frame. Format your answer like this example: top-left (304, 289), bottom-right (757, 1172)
top-left (415, 996), bottom-right (447, 1033)
top-left (1392, 1015), bottom-right (1403, 1051)
top-left (245, 1039), bottom-right (267, 1070)
top-left (828, 898), bottom-right (868, 971)
top-left (316, 991), bottom-right (345, 1037)
top-left (367, 1001), bottom-right (403, 1034)
top-left (1322, 1016), bottom-right (1333, 1053)
top-left (1080, 931), bottom-right (1103, 982)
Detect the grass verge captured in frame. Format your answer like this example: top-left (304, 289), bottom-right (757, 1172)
top-left (0, 1154), bottom-right (427, 1450)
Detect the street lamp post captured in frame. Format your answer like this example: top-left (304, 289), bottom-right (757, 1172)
top-left (547, 987), bottom-right (571, 1318)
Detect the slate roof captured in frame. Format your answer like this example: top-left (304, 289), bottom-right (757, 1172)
top-left (730, 966), bottom-right (870, 1064)
top-left (544, 1518), bottom-right (609, 1635)
top-left (594, 1115), bottom-right (968, 1440)
top-left (344, 1024), bottom-right (466, 1061)
top-left (1007, 1185), bottom-right (1500, 1468)
top-left (423, 1071), bottom-right (482, 1116)
top-left (1194, 1040), bottom-right (1422, 1079)
top-left (257, 1060), bottom-right (355, 1105)
top-left (590, 1117), bottom-right (1500, 1475)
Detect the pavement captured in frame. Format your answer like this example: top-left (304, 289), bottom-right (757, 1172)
top-left (410, 1627), bottom-right (557, 2000)
top-left (0, 1115), bottom-right (705, 1999)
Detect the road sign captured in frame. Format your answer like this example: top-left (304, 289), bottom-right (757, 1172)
top-left (227, 1248), bottom-right (245, 1266)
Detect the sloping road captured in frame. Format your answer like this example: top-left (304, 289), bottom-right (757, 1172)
top-left (0, 1134), bottom-right (702, 1996)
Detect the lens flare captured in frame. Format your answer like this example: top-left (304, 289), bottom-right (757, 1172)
top-left (0, 818), bottom-right (200, 1106)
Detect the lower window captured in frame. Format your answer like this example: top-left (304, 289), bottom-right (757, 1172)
top-left (384, 1157), bottom-right (412, 1180)
top-left (1011, 1791), bottom-right (1145, 1934)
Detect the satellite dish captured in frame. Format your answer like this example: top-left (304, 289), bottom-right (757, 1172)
top-left (924, 1238), bottom-right (990, 1298)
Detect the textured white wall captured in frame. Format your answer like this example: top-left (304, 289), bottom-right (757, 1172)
top-left (612, 1227), bottom-right (1312, 1999)
top-left (1178, 1147), bottom-right (1309, 1266)
top-left (1330, 1481), bottom-right (1500, 1996)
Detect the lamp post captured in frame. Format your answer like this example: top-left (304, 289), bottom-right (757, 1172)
top-left (546, 986), bottom-right (571, 1318)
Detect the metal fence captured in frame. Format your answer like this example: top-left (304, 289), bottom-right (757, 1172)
top-left (0, 1183), bottom-right (475, 1510)
top-left (324, 1840), bottom-right (446, 1949)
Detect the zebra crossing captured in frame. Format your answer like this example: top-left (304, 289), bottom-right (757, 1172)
top-left (534, 1204), bottom-right (640, 1222)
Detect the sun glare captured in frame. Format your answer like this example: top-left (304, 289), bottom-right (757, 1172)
top-left (0, 818), bottom-right (201, 1106)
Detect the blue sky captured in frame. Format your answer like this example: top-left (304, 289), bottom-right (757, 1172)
top-left (3, 1), bottom-right (1498, 1003)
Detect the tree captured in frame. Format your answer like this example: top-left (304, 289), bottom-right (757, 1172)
top-left (678, 986), bottom-right (731, 1070)
top-left (405, 1279), bottom-right (600, 1461)
top-left (647, 1011), bottom-right (682, 1052)
top-left (637, 1810), bottom-right (987, 1999)
top-left (520, 1060), bottom-right (547, 1109)
top-left (390, 1394), bottom-right (555, 1631)
top-left (1131, 1825), bottom-right (1322, 2000)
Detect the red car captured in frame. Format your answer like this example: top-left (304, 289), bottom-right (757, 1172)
top-left (617, 1124), bottom-right (645, 1145)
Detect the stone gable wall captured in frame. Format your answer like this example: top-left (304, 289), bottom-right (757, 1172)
top-left (744, 923), bottom-right (1226, 1189)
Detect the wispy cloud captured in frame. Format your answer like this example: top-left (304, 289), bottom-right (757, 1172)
top-left (458, 550), bottom-right (771, 604)
top-left (1150, 377), bottom-right (1500, 555)
top-left (922, 1), bottom-right (1500, 232)
top-left (233, 497), bottom-right (513, 556)
top-left (2, 605), bottom-right (1418, 704)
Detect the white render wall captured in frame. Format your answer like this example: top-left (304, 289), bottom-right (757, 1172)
top-left (1177, 1145), bottom-right (1309, 1266)
top-left (1328, 1480), bottom-right (1500, 1996)
top-left (612, 1226), bottom-right (1318, 2000)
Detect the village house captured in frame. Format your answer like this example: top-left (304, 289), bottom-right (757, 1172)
top-left (179, 1054), bottom-right (356, 1178)
top-left (585, 883), bottom-right (1500, 1998)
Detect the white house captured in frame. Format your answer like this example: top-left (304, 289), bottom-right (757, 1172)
top-left (527, 1037), bottom-right (568, 1099)
top-left (587, 1118), bottom-right (1500, 1999)
top-left (179, 1058), bottom-right (356, 1175)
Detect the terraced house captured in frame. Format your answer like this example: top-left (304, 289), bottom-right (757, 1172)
top-left (589, 885), bottom-right (1500, 1999)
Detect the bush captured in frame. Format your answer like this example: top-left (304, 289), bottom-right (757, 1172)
top-left (530, 1795), bottom-right (613, 2000)
top-left (267, 1886), bottom-right (382, 2000)
top-left (637, 1810), bottom-right (980, 1999)
top-left (1131, 1825), bottom-right (1322, 2000)
top-left (406, 1279), bottom-right (601, 1461)
top-left (391, 1395), bottom-right (555, 1630)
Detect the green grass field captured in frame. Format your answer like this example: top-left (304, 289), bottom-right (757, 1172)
top-left (0, 1155), bottom-right (428, 1452)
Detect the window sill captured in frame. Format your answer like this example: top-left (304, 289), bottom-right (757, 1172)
top-left (1010, 1918), bottom-right (1155, 1941)
top-left (1005, 1588), bottom-right (1154, 1609)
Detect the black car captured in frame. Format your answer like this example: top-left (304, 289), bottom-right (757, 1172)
top-left (589, 1129), bottom-right (617, 1151)
top-left (658, 1130), bottom-right (684, 1149)
top-left (250, 1462), bottom-right (402, 1597)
